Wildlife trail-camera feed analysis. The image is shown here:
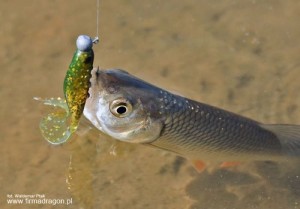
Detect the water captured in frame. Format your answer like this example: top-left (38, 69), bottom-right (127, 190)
top-left (1, 0), bottom-right (300, 208)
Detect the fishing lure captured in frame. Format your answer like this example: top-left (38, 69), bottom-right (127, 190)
top-left (64, 35), bottom-right (95, 133)
top-left (36, 35), bottom-right (96, 144)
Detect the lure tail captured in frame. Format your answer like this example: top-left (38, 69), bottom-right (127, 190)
top-left (35, 97), bottom-right (72, 144)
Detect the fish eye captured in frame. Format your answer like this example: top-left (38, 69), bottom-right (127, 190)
top-left (109, 99), bottom-right (132, 118)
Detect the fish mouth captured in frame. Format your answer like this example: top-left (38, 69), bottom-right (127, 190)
top-left (83, 67), bottom-right (104, 131)
top-left (84, 67), bottom-right (131, 133)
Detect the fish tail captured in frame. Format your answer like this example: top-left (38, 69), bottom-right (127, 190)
top-left (260, 124), bottom-right (300, 156)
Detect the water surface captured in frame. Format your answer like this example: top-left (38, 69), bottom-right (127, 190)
top-left (1, 0), bottom-right (300, 208)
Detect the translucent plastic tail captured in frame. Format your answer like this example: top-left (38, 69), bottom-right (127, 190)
top-left (35, 97), bottom-right (73, 144)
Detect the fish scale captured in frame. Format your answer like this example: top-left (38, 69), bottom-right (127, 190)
top-left (152, 88), bottom-right (283, 159)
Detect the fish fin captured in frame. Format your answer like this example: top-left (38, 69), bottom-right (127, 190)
top-left (220, 161), bottom-right (240, 168)
top-left (191, 160), bottom-right (206, 173)
top-left (260, 124), bottom-right (300, 156)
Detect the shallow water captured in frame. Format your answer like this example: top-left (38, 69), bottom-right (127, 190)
top-left (1, 0), bottom-right (300, 208)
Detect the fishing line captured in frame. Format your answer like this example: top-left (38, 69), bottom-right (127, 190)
top-left (93, 0), bottom-right (100, 44)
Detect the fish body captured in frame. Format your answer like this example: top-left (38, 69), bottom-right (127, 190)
top-left (64, 35), bottom-right (94, 133)
top-left (83, 68), bottom-right (300, 162)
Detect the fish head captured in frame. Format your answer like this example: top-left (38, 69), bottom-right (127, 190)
top-left (83, 68), bottom-right (165, 143)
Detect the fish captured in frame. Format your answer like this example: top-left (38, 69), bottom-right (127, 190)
top-left (36, 35), bottom-right (95, 144)
top-left (83, 68), bottom-right (300, 170)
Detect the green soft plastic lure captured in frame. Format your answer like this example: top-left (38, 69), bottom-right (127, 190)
top-left (64, 35), bottom-right (94, 133)
top-left (36, 35), bottom-right (95, 144)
